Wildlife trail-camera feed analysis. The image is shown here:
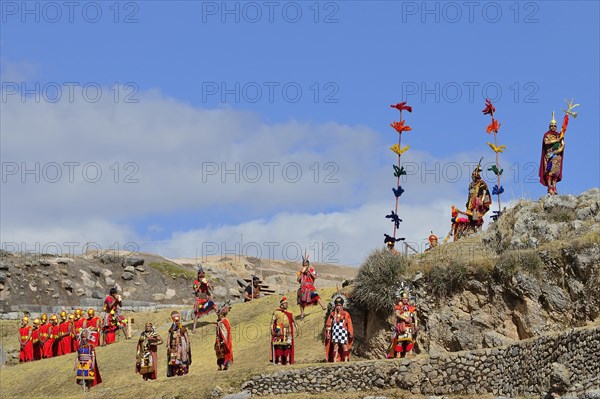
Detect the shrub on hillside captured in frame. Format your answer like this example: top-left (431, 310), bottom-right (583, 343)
top-left (493, 249), bottom-right (544, 282)
top-left (352, 248), bottom-right (408, 312)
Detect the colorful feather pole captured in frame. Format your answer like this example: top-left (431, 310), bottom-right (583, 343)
top-left (482, 98), bottom-right (504, 219)
top-left (385, 101), bottom-right (413, 251)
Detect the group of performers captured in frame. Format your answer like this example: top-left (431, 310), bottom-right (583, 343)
top-left (18, 257), bottom-right (419, 391)
top-left (18, 296), bottom-right (125, 364)
top-left (17, 289), bottom-right (127, 389)
top-left (18, 309), bottom-right (105, 391)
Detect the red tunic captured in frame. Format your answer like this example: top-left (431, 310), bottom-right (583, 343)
top-left (19, 326), bottom-right (33, 362)
top-left (103, 295), bottom-right (121, 345)
top-left (104, 313), bottom-right (117, 345)
top-left (104, 295), bottom-right (120, 312)
top-left (297, 267), bottom-right (320, 306)
top-left (31, 328), bottom-right (41, 360)
top-left (50, 325), bottom-right (60, 357)
top-left (85, 317), bottom-right (101, 347)
top-left (39, 323), bottom-right (52, 358)
top-left (72, 318), bottom-right (85, 352)
top-left (58, 321), bottom-right (72, 355)
top-left (193, 280), bottom-right (216, 317)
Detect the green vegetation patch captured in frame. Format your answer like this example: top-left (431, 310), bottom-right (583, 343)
top-left (148, 261), bottom-right (196, 279)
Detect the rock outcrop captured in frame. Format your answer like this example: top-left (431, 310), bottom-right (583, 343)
top-left (352, 189), bottom-right (600, 358)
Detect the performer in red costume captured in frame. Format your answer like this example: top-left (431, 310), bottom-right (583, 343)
top-left (72, 309), bottom-right (85, 352)
top-left (387, 292), bottom-right (418, 358)
top-left (296, 255), bottom-right (326, 320)
top-left (324, 295), bottom-right (354, 362)
top-left (270, 297), bottom-right (296, 365)
top-left (192, 266), bottom-right (216, 333)
top-left (214, 305), bottom-right (233, 371)
top-left (49, 314), bottom-right (60, 357)
top-left (39, 313), bottom-right (52, 359)
top-left (539, 99), bottom-right (579, 195)
top-left (84, 308), bottom-right (101, 347)
top-left (18, 316), bottom-right (33, 362)
top-left (57, 310), bottom-right (73, 355)
top-left (31, 318), bottom-right (42, 360)
top-left (103, 288), bottom-right (122, 345)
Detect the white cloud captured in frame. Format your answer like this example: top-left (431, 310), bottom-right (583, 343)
top-left (1, 87), bottom-right (505, 265)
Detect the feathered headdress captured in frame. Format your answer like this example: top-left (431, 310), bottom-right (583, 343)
top-left (329, 292), bottom-right (349, 309)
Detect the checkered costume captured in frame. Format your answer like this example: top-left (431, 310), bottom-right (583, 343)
top-left (331, 319), bottom-right (349, 344)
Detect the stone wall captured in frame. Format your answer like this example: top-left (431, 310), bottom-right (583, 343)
top-left (242, 326), bottom-right (600, 397)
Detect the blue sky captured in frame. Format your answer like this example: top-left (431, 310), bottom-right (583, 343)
top-left (1, 1), bottom-right (599, 266)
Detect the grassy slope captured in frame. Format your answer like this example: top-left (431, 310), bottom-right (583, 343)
top-left (0, 288), bottom-right (340, 399)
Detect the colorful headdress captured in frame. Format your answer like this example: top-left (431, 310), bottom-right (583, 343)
top-left (78, 327), bottom-right (93, 342)
top-left (329, 292), bottom-right (349, 309)
top-left (280, 296), bottom-right (288, 305)
top-left (217, 302), bottom-right (231, 316)
top-left (394, 281), bottom-right (415, 302)
top-left (472, 157), bottom-right (483, 179)
top-left (197, 265), bottom-right (205, 276)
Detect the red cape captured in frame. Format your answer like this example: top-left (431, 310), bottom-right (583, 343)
top-left (217, 318), bottom-right (233, 363)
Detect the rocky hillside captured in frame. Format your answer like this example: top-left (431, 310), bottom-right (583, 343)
top-left (352, 188), bottom-right (600, 358)
top-left (0, 250), bottom-right (356, 316)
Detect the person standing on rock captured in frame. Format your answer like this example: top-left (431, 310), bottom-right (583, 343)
top-left (39, 313), bottom-right (52, 358)
top-left (83, 308), bottom-right (101, 347)
top-left (214, 305), bottom-right (233, 371)
top-left (324, 296), bottom-right (354, 362)
top-left (243, 276), bottom-right (261, 302)
top-left (18, 315), bottom-right (34, 363)
top-left (103, 288), bottom-right (122, 345)
top-left (538, 103), bottom-right (579, 195)
top-left (270, 297), bottom-right (296, 365)
top-left (387, 292), bottom-right (418, 359)
top-left (166, 311), bottom-right (192, 377)
top-left (136, 322), bottom-right (163, 381)
top-left (192, 266), bottom-right (216, 333)
top-left (57, 310), bottom-right (73, 355)
top-left (297, 255), bottom-right (326, 320)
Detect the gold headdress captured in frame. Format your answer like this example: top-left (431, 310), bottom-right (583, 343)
top-left (550, 111), bottom-right (557, 126)
top-left (472, 157), bottom-right (483, 179)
